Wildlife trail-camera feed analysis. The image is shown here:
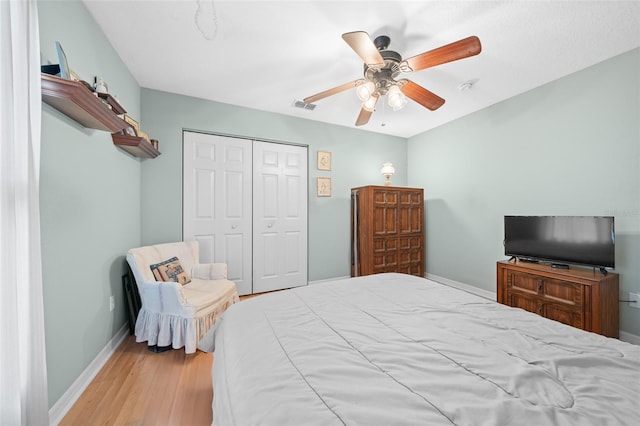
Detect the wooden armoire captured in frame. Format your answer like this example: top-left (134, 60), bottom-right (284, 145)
top-left (351, 185), bottom-right (424, 277)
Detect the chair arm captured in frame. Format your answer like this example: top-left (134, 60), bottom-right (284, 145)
top-left (157, 281), bottom-right (193, 315)
top-left (138, 279), bottom-right (197, 316)
top-left (191, 263), bottom-right (228, 280)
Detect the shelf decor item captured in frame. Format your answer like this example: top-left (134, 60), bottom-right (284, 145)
top-left (122, 115), bottom-right (140, 136)
top-left (55, 41), bottom-right (71, 79)
top-left (317, 151), bottom-right (332, 171)
top-left (96, 92), bottom-right (126, 115)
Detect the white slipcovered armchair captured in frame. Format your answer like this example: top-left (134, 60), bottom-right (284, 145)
top-left (126, 241), bottom-right (239, 353)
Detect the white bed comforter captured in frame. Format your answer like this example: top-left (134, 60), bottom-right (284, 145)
top-left (211, 273), bottom-right (640, 426)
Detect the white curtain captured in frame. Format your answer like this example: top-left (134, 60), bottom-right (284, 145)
top-left (0, 0), bottom-right (49, 425)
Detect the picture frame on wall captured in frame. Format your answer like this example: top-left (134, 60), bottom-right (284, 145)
top-left (317, 177), bottom-right (331, 197)
top-left (317, 151), bottom-right (332, 171)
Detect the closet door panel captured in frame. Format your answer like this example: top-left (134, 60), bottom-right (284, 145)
top-left (253, 141), bottom-right (308, 293)
top-left (183, 132), bottom-right (253, 295)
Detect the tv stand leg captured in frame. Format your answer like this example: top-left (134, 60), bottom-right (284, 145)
top-left (599, 267), bottom-right (608, 276)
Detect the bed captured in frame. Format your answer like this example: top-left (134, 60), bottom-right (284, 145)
top-left (208, 273), bottom-right (640, 425)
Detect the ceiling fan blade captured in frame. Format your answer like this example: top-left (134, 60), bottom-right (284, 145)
top-left (355, 108), bottom-right (373, 126)
top-left (403, 36), bottom-right (481, 72)
top-left (355, 94), bottom-right (380, 126)
top-left (342, 31), bottom-right (385, 67)
top-left (400, 80), bottom-right (445, 111)
top-left (303, 80), bottom-right (360, 104)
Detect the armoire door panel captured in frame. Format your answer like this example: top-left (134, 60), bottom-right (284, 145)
top-left (398, 237), bottom-right (410, 250)
top-left (385, 208), bottom-right (397, 235)
top-left (373, 239), bottom-right (385, 253)
top-left (384, 191), bottom-right (398, 205)
top-left (399, 207), bottom-right (411, 234)
top-left (373, 207), bottom-right (386, 235)
top-left (410, 207), bottom-right (422, 233)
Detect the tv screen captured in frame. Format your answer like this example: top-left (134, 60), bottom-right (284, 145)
top-left (504, 216), bottom-right (615, 268)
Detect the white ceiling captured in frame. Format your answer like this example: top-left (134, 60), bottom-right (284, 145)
top-left (82, 0), bottom-right (640, 138)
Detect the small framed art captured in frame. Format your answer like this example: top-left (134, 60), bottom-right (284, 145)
top-left (317, 151), bottom-right (332, 171)
top-left (317, 177), bottom-right (331, 197)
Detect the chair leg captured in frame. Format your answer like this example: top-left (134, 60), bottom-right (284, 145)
top-left (148, 344), bottom-right (172, 353)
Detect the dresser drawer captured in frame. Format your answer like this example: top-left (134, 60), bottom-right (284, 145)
top-left (507, 290), bottom-right (584, 329)
top-left (507, 271), bottom-right (583, 306)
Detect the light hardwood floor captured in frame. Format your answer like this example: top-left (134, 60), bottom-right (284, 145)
top-left (61, 294), bottom-right (267, 425)
top-left (60, 335), bottom-right (214, 426)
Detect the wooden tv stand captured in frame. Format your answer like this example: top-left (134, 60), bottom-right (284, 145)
top-left (497, 259), bottom-right (619, 338)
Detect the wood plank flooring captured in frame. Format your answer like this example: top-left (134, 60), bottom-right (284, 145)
top-left (60, 293), bottom-right (272, 425)
top-left (60, 335), bottom-right (214, 426)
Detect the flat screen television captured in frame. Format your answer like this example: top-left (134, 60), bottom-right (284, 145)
top-left (504, 216), bottom-right (615, 269)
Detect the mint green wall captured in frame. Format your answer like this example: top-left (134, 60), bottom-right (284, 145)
top-left (140, 89), bottom-right (407, 281)
top-left (38, 0), bottom-right (142, 407)
top-left (408, 49), bottom-right (640, 336)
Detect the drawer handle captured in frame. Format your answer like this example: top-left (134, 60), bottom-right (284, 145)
top-left (538, 304), bottom-right (544, 315)
top-left (537, 280), bottom-right (543, 293)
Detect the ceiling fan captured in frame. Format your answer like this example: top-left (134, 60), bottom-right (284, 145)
top-left (303, 31), bottom-right (482, 126)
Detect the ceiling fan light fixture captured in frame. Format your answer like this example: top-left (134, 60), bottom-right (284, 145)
top-left (356, 80), bottom-right (376, 101)
top-left (387, 85), bottom-right (407, 111)
top-left (362, 95), bottom-right (377, 112)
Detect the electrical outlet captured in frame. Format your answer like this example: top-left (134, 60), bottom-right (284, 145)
top-left (629, 292), bottom-right (640, 309)
top-left (109, 296), bottom-right (115, 312)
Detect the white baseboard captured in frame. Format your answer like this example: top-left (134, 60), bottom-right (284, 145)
top-left (619, 330), bottom-right (640, 345)
top-left (308, 275), bottom-right (350, 285)
top-left (425, 273), bottom-right (496, 300)
top-left (49, 325), bottom-right (129, 425)
top-left (425, 273), bottom-right (640, 345)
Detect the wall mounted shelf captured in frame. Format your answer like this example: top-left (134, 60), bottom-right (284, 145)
top-left (41, 73), bottom-right (128, 133)
top-left (111, 134), bottom-right (161, 159)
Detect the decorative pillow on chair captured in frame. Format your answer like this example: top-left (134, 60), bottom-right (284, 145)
top-left (150, 257), bottom-right (191, 285)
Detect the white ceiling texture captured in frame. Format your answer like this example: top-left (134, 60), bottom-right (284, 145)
top-left (82, 0), bottom-right (640, 138)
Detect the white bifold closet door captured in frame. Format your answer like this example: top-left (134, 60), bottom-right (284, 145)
top-left (252, 141), bottom-right (307, 293)
top-left (183, 131), bottom-right (307, 295)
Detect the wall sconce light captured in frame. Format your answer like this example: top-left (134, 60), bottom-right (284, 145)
top-left (381, 162), bottom-right (395, 186)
